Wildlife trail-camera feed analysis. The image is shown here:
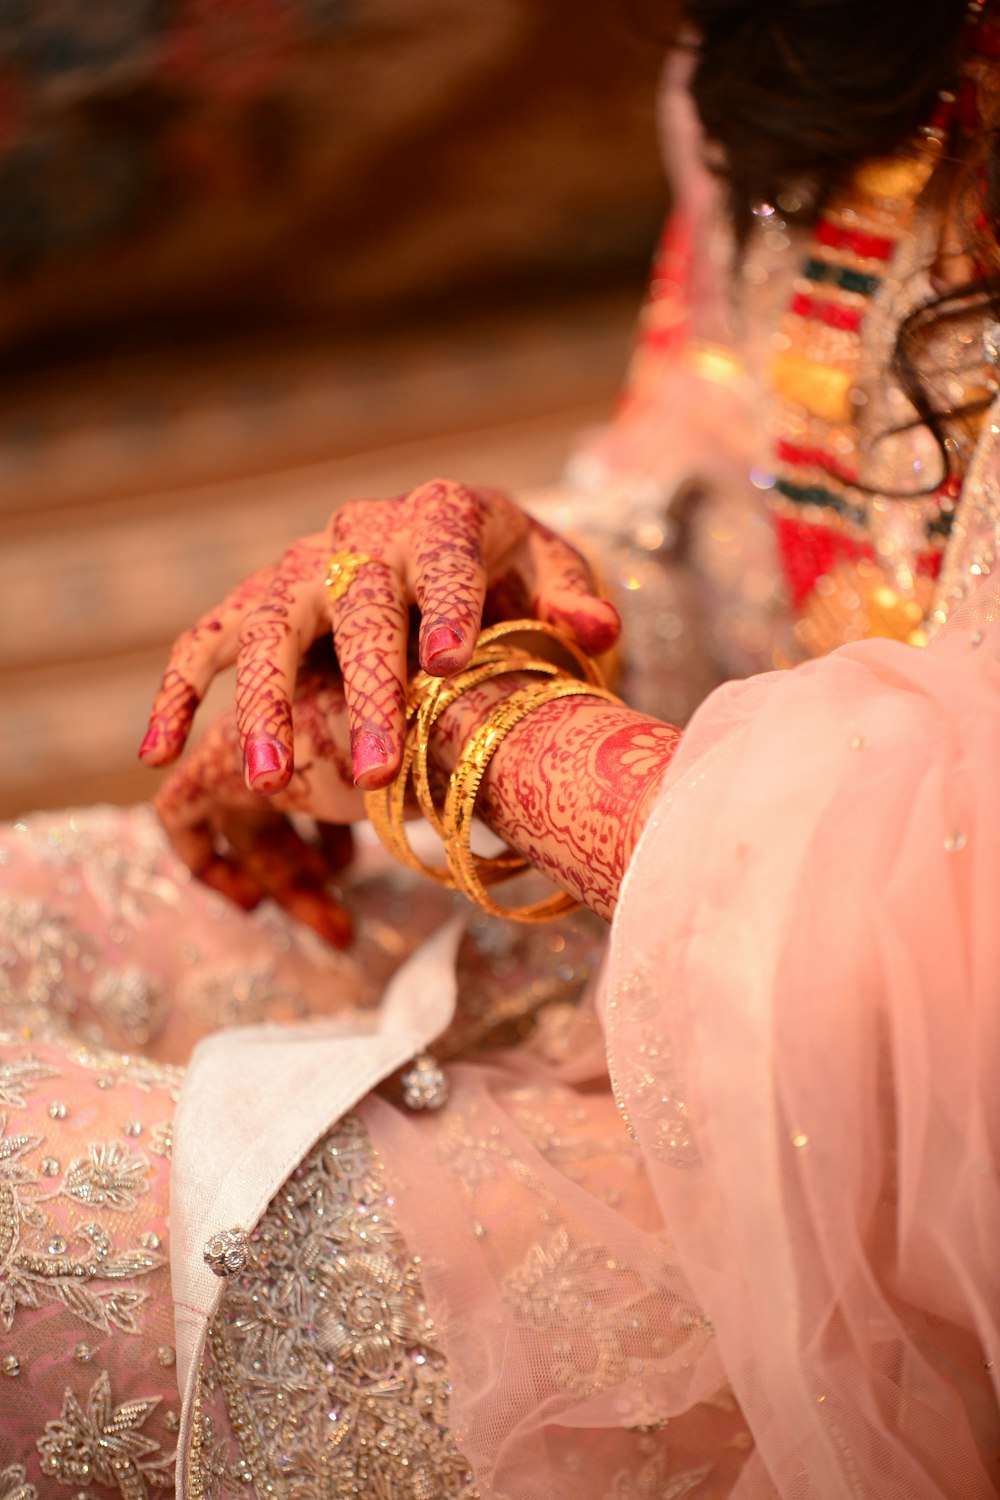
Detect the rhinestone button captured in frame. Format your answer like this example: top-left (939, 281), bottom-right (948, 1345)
top-left (400, 1054), bottom-right (449, 1112)
top-left (203, 1226), bottom-right (249, 1278)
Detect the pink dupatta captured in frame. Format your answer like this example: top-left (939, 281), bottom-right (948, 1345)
top-left (602, 592), bottom-right (1000, 1498)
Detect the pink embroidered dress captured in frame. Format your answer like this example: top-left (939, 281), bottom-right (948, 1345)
top-left (2, 54), bottom-right (1000, 1500)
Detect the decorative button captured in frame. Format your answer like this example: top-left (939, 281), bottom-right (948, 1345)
top-left (203, 1226), bottom-right (249, 1278)
top-left (400, 1055), bottom-right (449, 1112)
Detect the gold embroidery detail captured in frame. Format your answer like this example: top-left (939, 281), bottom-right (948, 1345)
top-left (69, 1046), bottom-right (184, 1100)
top-left (0, 1465), bottom-right (37, 1500)
top-left (196, 1114), bottom-right (478, 1500)
top-left (36, 1370), bottom-right (175, 1497)
top-left (0, 1099), bottom-right (164, 1335)
top-left (0, 1057), bottom-right (59, 1109)
top-left (63, 1142), bottom-right (151, 1211)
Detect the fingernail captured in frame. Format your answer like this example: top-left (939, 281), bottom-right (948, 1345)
top-left (245, 736), bottom-right (289, 789)
top-left (138, 726), bottom-right (159, 762)
top-left (582, 609), bottom-right (621, 655)
top-left (423, 624), bottom-right (462, 668)
top-left (352, 732), bottom-right (388, 786)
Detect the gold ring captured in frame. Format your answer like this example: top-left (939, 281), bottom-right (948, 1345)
top-left (325, 550), bottom-right (375, 606)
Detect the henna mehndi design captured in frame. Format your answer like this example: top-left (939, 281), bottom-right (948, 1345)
top-left (235, 535), bottom-right (332, 792)
top-left (140, 560), bottom-right (281, 767)
top-left (153, 666), bottom-right (360, 947)
top-left (143, 481), bottom-right (620, 797)
top-left (434, 675), bottom-right (681, 921)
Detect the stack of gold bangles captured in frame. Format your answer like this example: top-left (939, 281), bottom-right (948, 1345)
top-left (362, 618), bottom-right (621, 923)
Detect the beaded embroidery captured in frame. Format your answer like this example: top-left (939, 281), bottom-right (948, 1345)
top-left (187, 1114), bottom-right (478, 1500)
top-left (36, 1370), bottom-right (175, 1497)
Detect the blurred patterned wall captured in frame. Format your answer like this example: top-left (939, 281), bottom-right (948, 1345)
top-left (0, 0), bottom-right (671, 815)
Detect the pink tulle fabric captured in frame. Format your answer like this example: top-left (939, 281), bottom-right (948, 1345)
top-left (359, 597), bottom-right (1000, 1499)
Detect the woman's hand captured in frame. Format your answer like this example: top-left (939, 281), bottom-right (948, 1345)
top-left (153, 660), bottom-right (362, 947)
top-left (139, 479), bottom-right (620, 793)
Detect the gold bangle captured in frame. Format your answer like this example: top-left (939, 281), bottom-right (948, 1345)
top-left (365, 660), bottom-right (539, 882)
top-left (411, 654), bottom-right (562, 836)
top-left (442, 677), bottom-right (621, 923)
top-left (363, 621), bottom-right (606, 889)
top-left (405, 620), bottom-right (606, 836)
top-left (364, 650), bottom-right (561, 886)
top-left (474, 619), bottom-right (606, 687)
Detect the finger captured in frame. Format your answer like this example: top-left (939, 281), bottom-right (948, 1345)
top-left (330, 554), bottom-right (409, 790)
top-left (139, 562), bottom-right (278, 766)
top-left (526, 523), bottom-right (622, 655)
top-left (235, 538), bottom-right (331, 793)
top-left (221, 812), bottom-right (353, 948)
top-left (153, 764), bottom-right (265, 911)
top-left (406, 478), bottom-right (490, 675)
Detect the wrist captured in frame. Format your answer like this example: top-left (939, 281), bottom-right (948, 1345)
top-left (430, 671), bottom-right (537, 773)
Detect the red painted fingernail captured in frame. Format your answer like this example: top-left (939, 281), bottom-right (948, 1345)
top-left (423, 625), bottom-right (462, 668)
top-left (352, 732), bottom-right (388, 786)
top-left (245, 735), bottom-right (289, 789)
top-left (581, 608), bottom-right (621, 655)
top-left (138, 726), bottom-right (159, 762)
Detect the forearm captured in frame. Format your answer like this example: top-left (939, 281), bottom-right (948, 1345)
top-left (433, 675), bottom-right (682, 920)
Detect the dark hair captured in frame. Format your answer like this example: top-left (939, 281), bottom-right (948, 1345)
top-left (680, 0), bottom-right (998, 494)
top-left (685, 0), bottom-right (969, 242)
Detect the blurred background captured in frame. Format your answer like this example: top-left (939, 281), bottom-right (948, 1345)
top-left (0, 0), bottom-right (671, 817)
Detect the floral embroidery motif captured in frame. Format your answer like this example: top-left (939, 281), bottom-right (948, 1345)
top-left (0, 1097), bottom-right (164, 1335)
top-left (0, 1055), bottom-right (58, 1109)
top-left (0, 1464), bottom-right (37, 1500)
top-left (181, 958), bottom-right (301, 1030)
top-left (20, 807), bottom-right (184, 925)
top-left (63, 1142), bottom-right (151, 1211)
top-left (193, 1113), bottom-right (478, 1500)
top-left (605, 1449), bottom-right (713, 1500)
top-left (70, 1046), bottom-right (184, 1101)
top-left (315, 1250), bottom-right (425, 1376)
top-left (36, 1370), bottom-right (174, 1498)
top-left (147, 1121), bottom-right (172, 1160)
top-left (504, 1227), bottom-right (708, 1406)
top-left (90, 968), bottom-right (167, 1048)
top-left (604, 963), bottom-right (700, 1168)
top-left (0, 894), bottom-right (94, 1030)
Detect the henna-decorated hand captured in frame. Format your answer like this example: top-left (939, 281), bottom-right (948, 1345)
top-left (153, 662), bottom-right (362, 947)
top-left (139, 480), bottom-right (620, 793)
